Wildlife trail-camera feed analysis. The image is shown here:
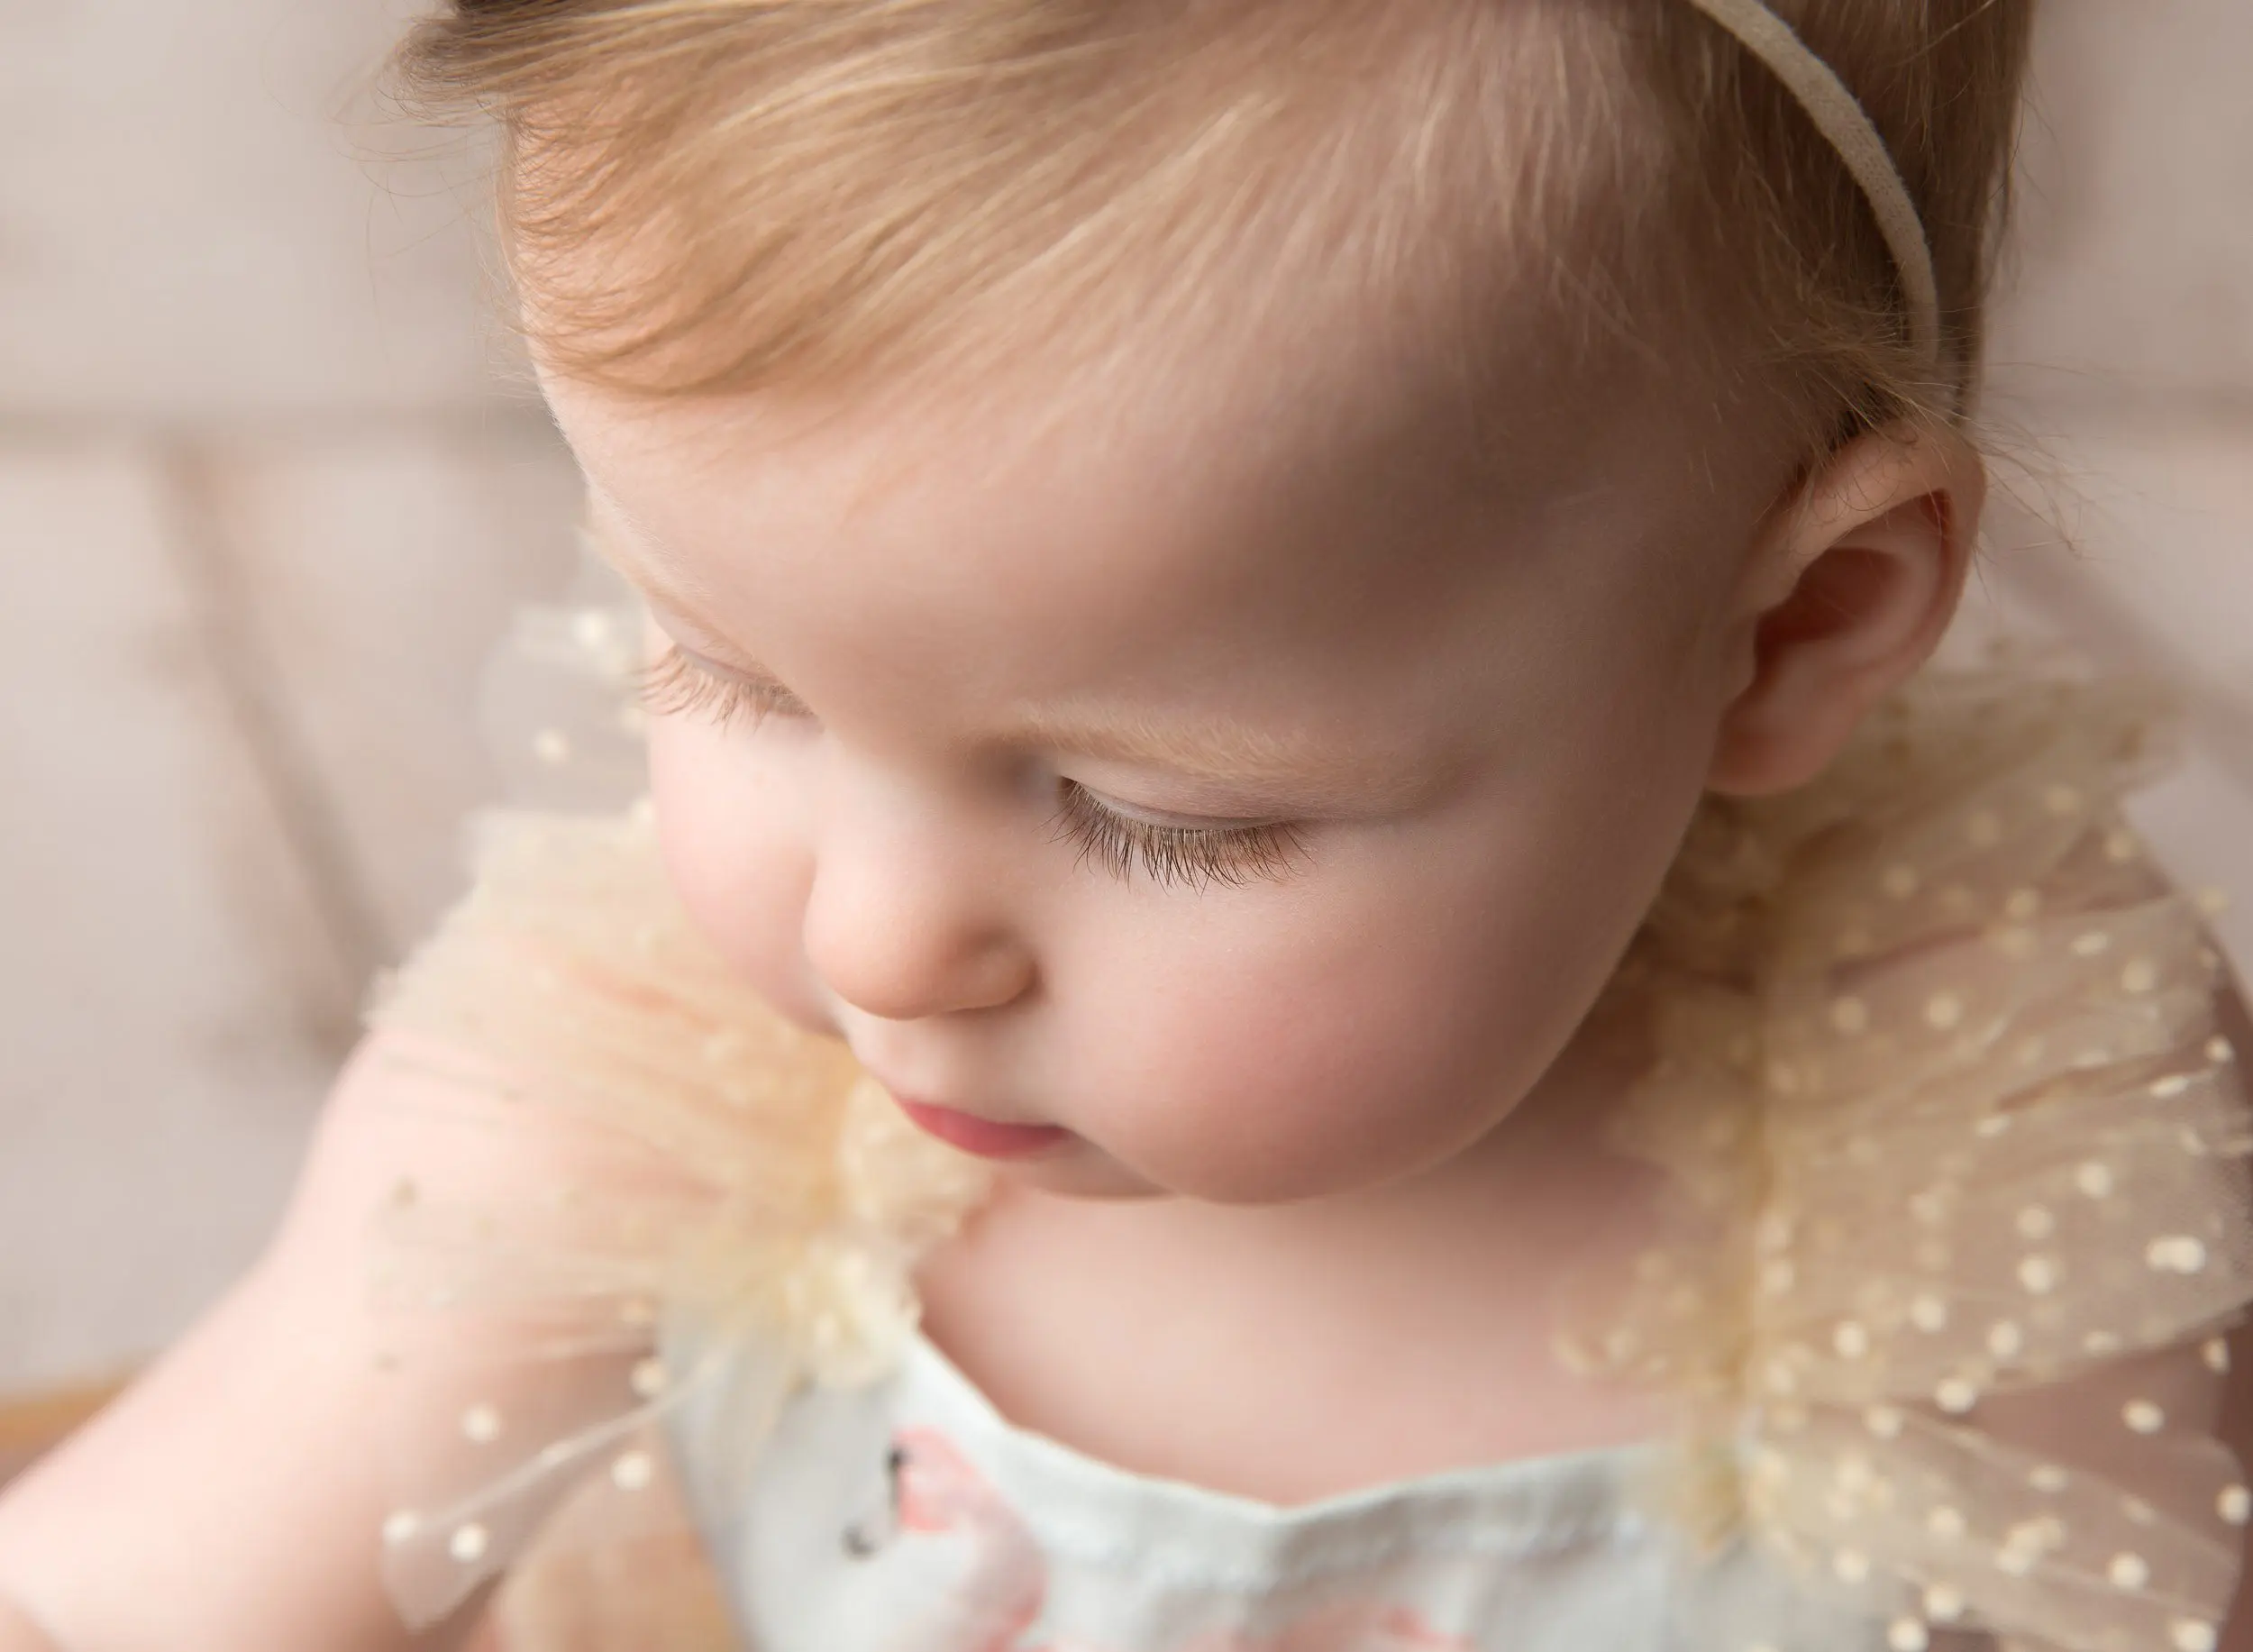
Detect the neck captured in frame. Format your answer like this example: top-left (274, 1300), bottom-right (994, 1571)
top-left (914, 975), bottom-right (1674, 1483)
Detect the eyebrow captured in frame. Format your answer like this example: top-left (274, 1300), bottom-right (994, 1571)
top-left (591, 507), bottom-right (1432, 805)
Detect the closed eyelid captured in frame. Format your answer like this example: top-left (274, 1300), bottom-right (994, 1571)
top-left (1018, 703), bottom-right (1455, 812)
top-left (635, 642), bottom-right (1309, 890)
top-left (1074, 784), bottom-right (1293, 833)
top-left (587, 497), bottom-right (1417, 802)
top-left (638, 642), bottom-right (811, 729)
top-left (626, 595), bottom-right (1430, 811)
top-left (659, 645), bottom-right (1421, 813)
top-left (1053, 781), bottom-right (1309, 890)
top-left (671, 639), bottom-right (799, 701)
top-left (641, 602), bottom-right (782, 682)
top-left (639, 605), bottom-right (812, 709)
top-left (638, 601), bottom-right (1303, 788)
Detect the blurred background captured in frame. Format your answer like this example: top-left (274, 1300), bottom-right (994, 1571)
top-left (0, 0), bottom-right (2250, 1415)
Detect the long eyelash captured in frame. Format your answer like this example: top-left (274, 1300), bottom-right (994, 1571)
top-left (1048, 781), bottom-right (1308, 891)
top-left (633, 643), bottom-right (781, 732)
top-left (637, 649), bottom-right (1305, 890)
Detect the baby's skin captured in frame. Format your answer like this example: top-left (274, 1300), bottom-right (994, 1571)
top-left (1, 245), bottom-right (2248, 1650)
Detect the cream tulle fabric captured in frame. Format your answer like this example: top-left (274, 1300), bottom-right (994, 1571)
top-left (363, 562), bottom-right (2253, 1652)
top-left (368, 561), bottom-right (990, 1641)
top-left (368, 807), bottom-right (991, 1638)
top-left (1556, 672), bottom-right (2253, 1652)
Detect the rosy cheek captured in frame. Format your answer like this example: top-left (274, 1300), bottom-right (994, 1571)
top-left (1081, 917), bottom-right (1516, 1202)
top-left (1075, 817), bottom-right (1644, 1203)
top-left (647, 720), bottom-right (835, 1034)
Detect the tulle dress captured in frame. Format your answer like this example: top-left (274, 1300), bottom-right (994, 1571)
top-left (361, 561), bottom-right (2253, 1652)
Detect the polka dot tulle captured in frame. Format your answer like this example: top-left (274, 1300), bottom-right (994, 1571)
top-left (363, 567), bottom-right (2252, 1652)
top-left (365, 698), bottom-right (993, 1635)
top-left (1560, 668), bottom-right (2253, 1652)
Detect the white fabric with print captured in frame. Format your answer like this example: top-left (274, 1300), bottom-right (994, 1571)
top-left (663, 1319), bottom-right (1884, 1652)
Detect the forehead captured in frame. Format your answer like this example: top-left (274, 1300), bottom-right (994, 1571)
top-left (588, 341), bottom-right (1565, 571)
top-left (566, 370), bottom-right (1454, 641)
top-left (547, 343), bottom-right (1738, 767)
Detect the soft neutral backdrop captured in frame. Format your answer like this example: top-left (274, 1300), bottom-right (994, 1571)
top-left (3, 1), bottom-right (2249, 1392)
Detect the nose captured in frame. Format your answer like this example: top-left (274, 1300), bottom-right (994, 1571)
top-left (800, 774), bottom-right (1035, 1022)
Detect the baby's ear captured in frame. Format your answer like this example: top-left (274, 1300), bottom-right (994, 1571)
top-left (1706, 424), bottom-right (1985, 797)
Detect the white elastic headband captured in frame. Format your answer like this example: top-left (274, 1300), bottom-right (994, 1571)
top-left (1681, 0), bottom-right (1943, 372)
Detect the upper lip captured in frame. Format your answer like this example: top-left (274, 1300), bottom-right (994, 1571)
top-left (854, 1048), bottom-right (1044, 1127)
top-left (888, 1091), bottom-right (1045, 1127)
top-left (880, 1085), bottom-right (1048, 1130)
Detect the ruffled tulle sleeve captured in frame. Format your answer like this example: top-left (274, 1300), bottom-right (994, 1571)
top-left (1561, 665), bottom-right (2253, 1652)
top-left (354, 554), bottom-right (990, 1646)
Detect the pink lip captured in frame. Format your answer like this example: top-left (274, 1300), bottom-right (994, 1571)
top-left (892, 1099), bottom-right (1073, 1160)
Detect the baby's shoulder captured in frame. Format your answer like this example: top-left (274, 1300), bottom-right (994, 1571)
top-left (1571, 664), bottom-right (2253, 1652)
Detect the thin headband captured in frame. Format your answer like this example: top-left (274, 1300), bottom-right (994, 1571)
top-left (1680, 0), bottom-right (1944, 371)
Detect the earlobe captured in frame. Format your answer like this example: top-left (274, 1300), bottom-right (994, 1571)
top-left (1707, 425), bottom-right (1984, 798)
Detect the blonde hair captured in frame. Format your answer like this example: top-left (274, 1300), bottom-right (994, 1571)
top-left (396, 0), bottom-right (2030, 451)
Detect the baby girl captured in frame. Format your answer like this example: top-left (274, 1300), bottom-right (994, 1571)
top-left (2, 3), bottom-right (2248, 1649)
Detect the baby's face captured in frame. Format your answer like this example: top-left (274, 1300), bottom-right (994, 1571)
top-left (547, 351), bottom-right (1786, 1202)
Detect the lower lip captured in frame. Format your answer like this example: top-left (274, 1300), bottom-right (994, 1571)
top-left (893, 1100), bottom-right (1073, 1160)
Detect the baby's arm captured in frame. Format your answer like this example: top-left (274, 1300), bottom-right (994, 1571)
top-left (0, 1031), bottom-right (611, 1651)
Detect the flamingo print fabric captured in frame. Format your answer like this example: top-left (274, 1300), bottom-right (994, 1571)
top-left (659, 1321), bottom-right (1885, 1651)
